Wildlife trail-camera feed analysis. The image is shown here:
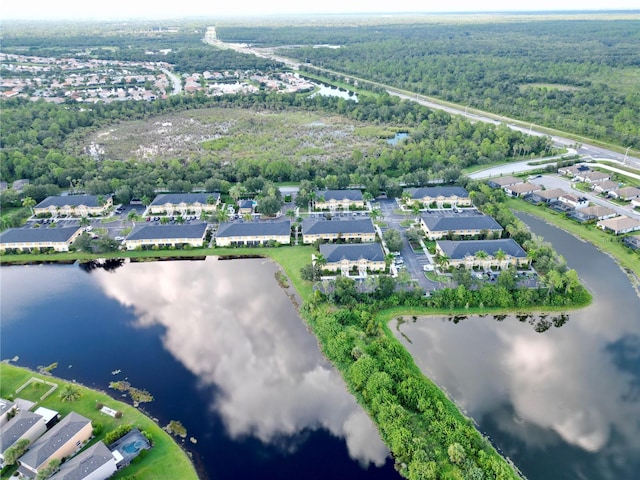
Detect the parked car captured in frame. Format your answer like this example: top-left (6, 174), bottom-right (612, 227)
top-left (423, 264), bottom-right (434, 271)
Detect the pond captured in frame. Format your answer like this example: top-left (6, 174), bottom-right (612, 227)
top-left (309, 83), bottom-right (358, 102)
top-left (1, 258), bottom-right (398, 480)
top-left (393, 213), bottom-right (640, 480)
top-left (386, 132), bottom-right (408, 145)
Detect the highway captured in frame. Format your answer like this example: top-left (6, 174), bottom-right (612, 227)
top-left (204, 26), bottom-right (640, 171)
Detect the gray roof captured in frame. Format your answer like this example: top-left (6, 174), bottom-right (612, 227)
top-left (437, 239), bottom-right (527, 260)
top-left (0, 227), bottom-right (81, 245)
top-left (302, 218), bottom-right (375, 235)
top-left (19, 412), bottom-right (91, 470)
top-left (126, 223), bottom-right (208, 241)
top-left (150, 193), bottom-right (219, 206)
top-left (216, 221), bottom-right (290, 238)
top-left (421, 214), bottom-right (503, 233)
top-left (409, 186), bottom-right (469, 199)
top-left (239, 200), bottom-right (254, 209)
top-left (320, 243), bottom-right (385, 263)
top-left (0, 398), bottom-right (15, 416)
top-left (49, 442), bottom-right (114, 480)
top-left (315, 190), bottom-right (363, 201)
top-left (35, 195), bottom-right (105, 209)
top-left (0, 411), bottom-right (44, 453)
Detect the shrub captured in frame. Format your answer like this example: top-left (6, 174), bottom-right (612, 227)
top-left (96, 402), bottom-right (104, 410)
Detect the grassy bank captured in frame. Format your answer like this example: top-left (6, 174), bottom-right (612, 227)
top-left (0, 364), bottom-right (198, 480)
top-left (505, 197), bottom-right (640, 279)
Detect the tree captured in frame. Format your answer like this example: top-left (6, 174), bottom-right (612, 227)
top-left (435, 253), bottom-right (450, 271)
top-left (256, 196), bottom-right (282, 216)
top-left (79, 216), bottom-right (90, 228)
top-left (313, 253), bottom-right (327, 268)
top-left (447, 442), bottom-right (466, 465)
top-left (285, 209), bottom-right (296, 221)
top-left (36, 458), bottom-right (61, 480)
top-left (216, 209), bottom-right (230, 224)
top-left (3, 438), bottom-right (30, 465)
top-left (383, 228), bottom-right (403, 253)
top-left (22, 196), bottom-right (36, 216)
top-left (370, 207), bottom-right (382, 222)
top-left (59, 384), bottom-right (81, 402)
top-left (300, 263), bottom-right (322, 281)
top-left (229, 184), bottom-right (246, 202)
top-left (405, 227), bottom-right (423, 244)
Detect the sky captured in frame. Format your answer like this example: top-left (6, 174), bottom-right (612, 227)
top-left (1, 0), bottom-right (638, 21)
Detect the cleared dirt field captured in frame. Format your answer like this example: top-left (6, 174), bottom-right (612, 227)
top-left (86, 107), bottom-right (396, 163)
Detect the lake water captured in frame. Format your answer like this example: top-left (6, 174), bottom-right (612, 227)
top-left (386, 132), bottom-right (408, 145)
top-left (394, 213), bottom-right (640, 480)
top-left (1, 258), bottom-right (398, 479)
top-left (310, 83), bottom-right (358, 102)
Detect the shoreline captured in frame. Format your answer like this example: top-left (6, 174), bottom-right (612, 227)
top-left (0, 362), bottom-right (200, 480)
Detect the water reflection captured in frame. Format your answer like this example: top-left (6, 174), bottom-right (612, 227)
top-left (90, 258), bottom-right (388, 467)
top-left (393, 215), bottom-right (640, 479)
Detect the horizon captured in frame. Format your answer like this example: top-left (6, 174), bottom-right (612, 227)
top-left (1, 1), bottom-right (639, 21)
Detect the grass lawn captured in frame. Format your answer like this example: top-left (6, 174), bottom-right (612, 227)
top-left (506, 198), bottom-right (640, 278)
top-left (0, 364), bottom-right (197, 480)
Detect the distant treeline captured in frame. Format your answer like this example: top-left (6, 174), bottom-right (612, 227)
top-left (218, 20), bottom-right (640, 148)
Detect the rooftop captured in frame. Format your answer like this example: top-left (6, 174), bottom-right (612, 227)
top-left (408, 186), bottom-right (469, 199)
top-left (126, 223), bottom-right (208, 241)
top-left (49, 441), bottom-right (114, 480)
top-left (302, 218), bottom-right (375, 235)
top-left (315, 189), bottom-right (363, 201)
top-left (35, 195), bottom-right (106, 209)
top-left (216, 221), bottom-right (291, 238)
top-left (421, 214), bottom-right (503, 233)
top-left (0, 411), bottom-right (44, 453)
top-left (486, 176), bottom-right (522, 187)
top-left (0, 227), bottom-right (81, 245)
top-left (437, 239), bottom-right (527, 260)
top-left (319, 243), bottom-right (385, 263)
top-left (19, 412), bottom-right (91, 470)
top-left (150, 193), bottom-right (220, 206)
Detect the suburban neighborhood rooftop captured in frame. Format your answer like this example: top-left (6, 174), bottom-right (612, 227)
top-left (437, 239), bottom-right (527, 260)
top-left (319, 243), bottom-right (385, 263)
top-left (302, 218), bottom-right (375, 235)
top-left (216, 221), bottom-right (291, 237)
top-left (421, 214), bottom-right (503, 232)
top-left (0, 227), bottom-right (82, 244)
top-left (126, 223), bottom-right (208, 241)
top-left (35, 195), bottom-right (106, 208)
top-left (149, 192), bottom-right (220, 206)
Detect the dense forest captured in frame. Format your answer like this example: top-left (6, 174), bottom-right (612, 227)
top-left (218, 19), bottom-right (640, 149)
top-left (0, 92), bottom-right (551, 209)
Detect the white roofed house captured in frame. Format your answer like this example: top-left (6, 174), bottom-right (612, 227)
top-left (597, 216), bottom-right (640, 235)
top-left (148, 193), bottom-right (221, 216)
top-left (503, 182), bottom-right (541, 198)
top-left (557, 193), bottom-right (589, 209)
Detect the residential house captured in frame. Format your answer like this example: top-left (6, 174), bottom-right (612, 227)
top-left (558, 193), bottom-right (589, 209)
top-left (302, 218), bottom-right (376, 244)
top-left (0, 399), bottom-right (17, 427)
top-left (0, 411), bottom-right (47, 463)
top-left (609, 187), bottom-right (640, 201)
top-left (237, 200), bottom-right (255, 215)
top-left (314, 190), bottom-right (364, 210)
top-left (524, 188), bottom-right (567, 204)
top-left (404, 186), bottom-right (472, 208)
top-left (33, 195), bottom-right (112, 217)
top-left (558, 164), bottom-right (590, 177)
top-left (504, 182), bottom-right (541, 197)
top-left (148, 193), bottom-right (220, 216)
top-left (632, 198), bottom-right (640, 209)
top-left (12, 179), bottom-right (30, 192)
top-left (577, 171), bottom-right (611, 184)
top-left (49, 441), bottom-right (117, 480)
top-left (318, 243), bottom-right (386, 276)
top-left (419, 214), bottom-right (503, 240)
top-left (215, 221), bottom-right (291, 247)
top-left (623, 234), bottom-right (640, 251)
top-left (597, 216), bottom-right (640, 235)
top-left (0, 227), bottom-right (83, 253)
top-left (435, 239), bottom-right (528, 269)
top-left (592, 180), bottom-right (619, 194)
top-left (124, 223), bottom-right (208, 250)
top-left (18, 412), bottom-right (92, 478)
top-left (568, 205), bottom-right (617, 223)
top-left (486, 176), bottom-right (523, 189)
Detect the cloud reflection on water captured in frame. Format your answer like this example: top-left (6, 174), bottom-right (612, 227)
top-left (92, 258), bottom-right (388, 467)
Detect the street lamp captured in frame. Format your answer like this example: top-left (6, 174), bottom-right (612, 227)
top-left (464, 105), bottom-right (469, 116)
top-left (623, 146), bottom-right (631, 164)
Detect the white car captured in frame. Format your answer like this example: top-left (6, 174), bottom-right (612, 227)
top-left (423, 264), bottom-right (434, 272)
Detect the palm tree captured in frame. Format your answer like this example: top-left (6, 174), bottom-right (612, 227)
top-left (313, 253), bottom-right (327, 268)
top-left (59, 384), bottom-right (81, 402)
top-left (494, 248), bottom-right (507, 268)
top-left (401, 190), bottom-right (412, 205)
top-left (216, 209), bottom-right (230, 224)
top-left (243, 213), bottom-right (253, 222)
top-left (370, 207), bottom-right (382, 222)
top-left (79, 216), bottom-right (90, 228)
top-left (285, 209), bottom-right (296, 221)
top-left (22, 196), bottom-right (36, 216)
top-left (435, 253), bottom-right (450, 271)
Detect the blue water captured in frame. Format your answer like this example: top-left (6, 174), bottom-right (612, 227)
top-left (1, 259), bottom-right (398, 480)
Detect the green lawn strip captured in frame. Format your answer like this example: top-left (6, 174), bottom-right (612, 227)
top-left (0, 364), bottom-right (197, 480)
top-left (505, 198), bottom-right (640, 278)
